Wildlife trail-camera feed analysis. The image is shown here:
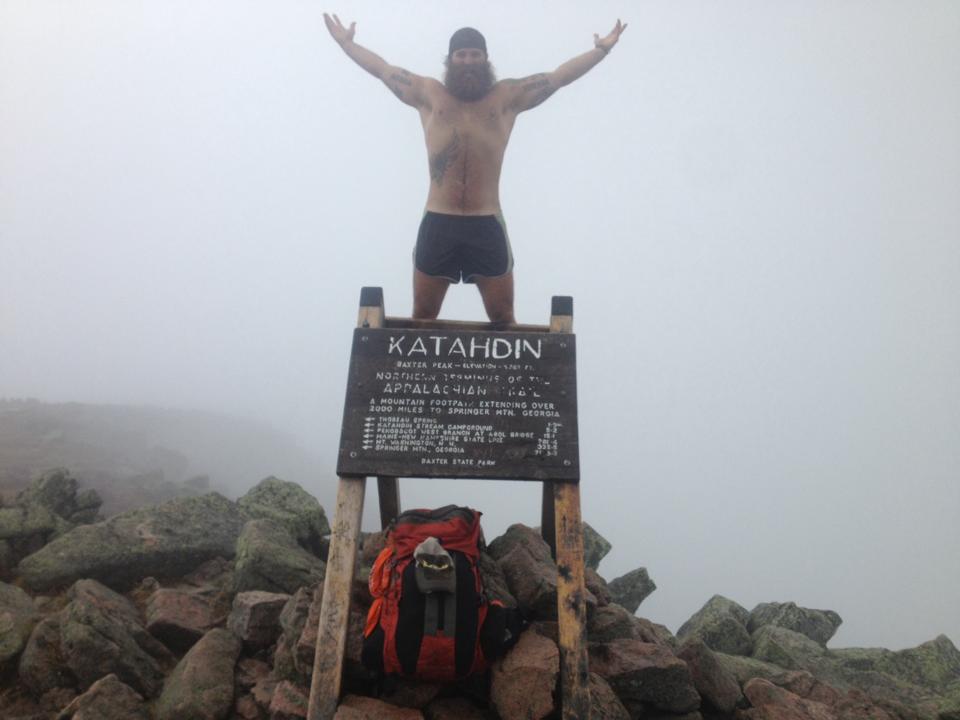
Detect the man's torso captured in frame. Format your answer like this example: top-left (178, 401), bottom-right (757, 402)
top-left (419, 81), bottom-right (517, 216)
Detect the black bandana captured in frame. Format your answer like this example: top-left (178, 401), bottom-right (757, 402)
top-left (448, 27), bottom-right (486, 56)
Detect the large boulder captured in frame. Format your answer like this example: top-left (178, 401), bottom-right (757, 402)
top-left (833, 635), bottom-right (960, 696)
top-left (55, 673), bottom-right (149, 720)
top-left (751, 625), bottom-right (830, 673)
top-left (588, 672), bottom-right (631, 720)
top-left (490, 628), bottom-right (559, 720)
top-left (15, 469), bottom-right (101, 524)
top-left (608, 567), bottom-right (656, 613)
top-left (0, 470), bottom-right (103, 577)
top-left (589, 637), bottom-right (701, 715)
top-left (17, 493), bottom-right (246, 592)
top-left (59, 579), bottom-right (173, 697)
top-left (677, 639), bottom-right (744, 713)
top-left (488, 524), bottom-right (559, 619)
top-left (748, 602), bottom-right (842, 647)
top-left (19, 612), bottom-right (76, 694)
top-left (154, 628), bottom-right (242, 720)
top-left (273, 585), bottom-right (316, 683)
top-left (582, 522), bottom-right (612, 571)
top-left (233, 519), bottom-right (325, 594)
top-left (227, 590), bottom-right (290, 652)
top-left (738, 677), bottom-right (835, 720)
top-left (677, 594), bottom-right (753, 656)
top-left (0, 581), bottom-right (37, 671)
top-left (145, 587), bottom-right (220, 653)
top-left (237, 477), bottom-right (330, 555)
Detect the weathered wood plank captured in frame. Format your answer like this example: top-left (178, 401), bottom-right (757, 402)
top-left (554, 480), bottom-right (590, 719)
top-left (542, 482), bottom-right (557, 557)
top-left (306, 476), bottom-right (366, 720)
top-left (384, 316), bottom-right (550, 333)
top-left (543, 296), bottom-right (574, 557)
top-left (377, 476), bottom-right (400, 529)
top-left (358, 286), bottom-right (385, 328)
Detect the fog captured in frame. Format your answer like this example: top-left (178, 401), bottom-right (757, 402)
top-left (1, 1), bottom-right (958, 650)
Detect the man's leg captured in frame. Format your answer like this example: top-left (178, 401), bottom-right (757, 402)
top-left (413, 269), bottom-right (451, 319)
top-left (474, 272), bottom-right (516, 326)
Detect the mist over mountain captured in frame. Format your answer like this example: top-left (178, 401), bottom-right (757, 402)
top-left (0, 399), bottom-right (327, 515)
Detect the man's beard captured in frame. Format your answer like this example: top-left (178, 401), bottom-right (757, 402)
top-left (443, 60), bottom-right (496, 101)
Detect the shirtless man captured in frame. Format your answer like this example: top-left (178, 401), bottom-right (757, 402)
top-left (324, 16), bottom-right (626, 324)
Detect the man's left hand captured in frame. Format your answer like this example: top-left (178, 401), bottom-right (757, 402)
top-left (594, 19), bottom-right (627, 53)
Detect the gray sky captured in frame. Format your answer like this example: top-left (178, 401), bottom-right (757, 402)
top-left (1, 0), bottom-right (958, 650)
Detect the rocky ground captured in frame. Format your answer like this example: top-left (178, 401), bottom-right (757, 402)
top-left (1, 469), bottom-right (958, 720)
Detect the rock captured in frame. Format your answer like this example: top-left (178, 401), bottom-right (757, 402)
top-left (40, 686), bottom-right (77, 713)
top-left (585, 567), bottom-right (612, 607)
top-left (238, 477), bottom-right (330, 556)
top-left (358, 530), bottom-right (387, 568)
top-left (874, 635), bottom-right (960, 693)
top-left (273, 586), bottom-right (315, 682)
top-left (0, 581), bottom-right (36, 670)
top-left (17, 493), bottom-right (247, 592)
top-left (294, 585), bottom-right (325, 677)
top-left (233, 519), bottom-right (325, 595)
top-left (0, 470), bottom-right (103, 574)
top-left (490, 628), bottom-right (559, 720)
top-left (380, 679), bottom-right (443, 709)
top-left (488, 524), bottom-right (559, 618)
top-left (677, 594), bottom-right (753, 656)
top-left (146, 587), bottom-right (219, 653)
top-left (154, 627), bottom-right (242, 720)
top-left (714, 651), bottom-right (789, 686)
top-left (234, 693), bottom-right (265, 720)
top-left (589, 637), bottom-right (700, 714)
top-left (751, 624), bottom-right (829, 672)
top-left (68, 490), bottom-right (102, 525)
top-left (748, 602), bottom-right (842, 646)
top-left (588, 671), bottom-right (631, 719)
top-left (588, 603), bottom-right (642, 643)
top-left (335, 694), bottom-right (423, 719)
top-left (236, 657), bottom-right (271, 691)
top-left (60, 579), bottom-right (173, 697)
top-left (227, 591), bottom-right (291, 652)
top-left (633, 616), bottom-right (678, 649)
top-left (423, 696), bottom-right (489, 720)
top-left (15, 469), bottom-right (81, 518)
top-left (582, 522), bottom-right (612, 571)
top-left (608, 567), bottom-right (656, 613)
top-left (738, 677), bottom-right (835, 720)
top-left (478, 552), bottom-right (516, 607)
top-left (677, 638), bottom-right (744, 713)
top-left (18, 612), bottom-right (75, 694)
top-left (588, 603), bottom-right (676, 648)
top-left (269, 680), bottom-right (310, 719)
top-left (55, 673), bottom-right (149, 720)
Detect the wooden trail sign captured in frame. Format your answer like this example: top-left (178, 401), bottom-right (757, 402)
top-left (337, 327), bottom-right (579, 480)
top-left (308, 288), bottom-right (590, 720)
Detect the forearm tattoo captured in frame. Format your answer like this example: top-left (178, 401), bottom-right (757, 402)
top-left (430, 130), bottom-right (461, 186)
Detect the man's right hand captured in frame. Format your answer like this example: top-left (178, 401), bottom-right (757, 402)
top-left (323, 13), bottom-right (355, 46)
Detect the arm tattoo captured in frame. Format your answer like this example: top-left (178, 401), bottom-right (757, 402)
top-left (388, 70), bottom-right (414, 101)
top-left (430, 130), bottom-right (461, 186)
top-left (519, 73), bottom-right (556, 108)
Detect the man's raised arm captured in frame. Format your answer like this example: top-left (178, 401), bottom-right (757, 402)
top-left (504, 19), bottom-right (627, 113)
top-left (324, 13), bottom-right (431, 109)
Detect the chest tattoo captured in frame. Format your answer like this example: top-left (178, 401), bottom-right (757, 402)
top-left (430, 129), bottom-right (461, 186)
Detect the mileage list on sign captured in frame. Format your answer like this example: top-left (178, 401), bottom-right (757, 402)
top-left (337, 328), bottom-right (579, 481)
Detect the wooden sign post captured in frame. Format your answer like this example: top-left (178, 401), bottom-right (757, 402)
top-left (307, 288), bottom-right (590, 720)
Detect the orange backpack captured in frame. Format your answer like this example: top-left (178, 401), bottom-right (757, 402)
top-left (362, 505), bottom-right (506, 682)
